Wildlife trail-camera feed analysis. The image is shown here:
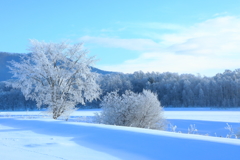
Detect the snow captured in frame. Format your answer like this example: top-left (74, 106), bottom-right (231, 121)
top-left (165, 111), bottom-right (240, 122)
top-left (0, 109), bottom-right (240, 160)
top-left (0, 120), bottom-right (118, 160)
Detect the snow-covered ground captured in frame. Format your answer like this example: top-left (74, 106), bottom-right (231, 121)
top-left (0, 108), bottom-right (240, 160)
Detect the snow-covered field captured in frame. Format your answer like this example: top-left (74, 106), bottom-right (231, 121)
top-left (0, 108), bottom-right (240, 160)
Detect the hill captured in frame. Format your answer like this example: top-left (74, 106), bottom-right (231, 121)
top-left (0, 52), bottom-right (115, 82)
top-left (0, 52), bottom-right (22, 81)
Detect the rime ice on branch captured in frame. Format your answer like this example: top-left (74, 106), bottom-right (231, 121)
top-left (8, 40), bottom-right (101, 119)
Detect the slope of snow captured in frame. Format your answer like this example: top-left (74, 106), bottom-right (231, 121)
top-left (0, 109), bottom-right (240, 160)
top-left (3, 108), bottom-right (240, 122)
top-left (0, 120), bottom-right (119, 160)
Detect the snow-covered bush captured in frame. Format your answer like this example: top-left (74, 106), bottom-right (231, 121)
top-left (7, 40), bottom-right (101, 119)
top-left (95, 90), bottom-right (166, 130)
top-left (225, 123), bottom-right (234, 138)
top-left (236, 128), bottom-right (240, 139)
top-left (169, 123), bottom-right (177, 132)
top-left (188, 124), bottom-right (198, 134)
top-left (224, 123), bottom-right (239, 139)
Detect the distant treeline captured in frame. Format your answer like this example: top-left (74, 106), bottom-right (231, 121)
top-left (99, 69), bottom-right (240, 108)
top-left (0, 82), bottom-right (37, 110)
top-left (1, 69), bottom-right (240, 110)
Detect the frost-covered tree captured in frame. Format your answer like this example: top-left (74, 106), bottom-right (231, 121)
top-left (95, 90), bottom-right (166, 130)
top-left (8, 40), bottom-right (101, 119)
top-left (96, 69), bottom-right (240, 108)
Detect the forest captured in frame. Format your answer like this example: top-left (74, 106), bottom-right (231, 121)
top-left (1, 68), bottom-right (240, 110)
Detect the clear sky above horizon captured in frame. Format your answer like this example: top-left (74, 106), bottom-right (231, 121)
top-left (1, 0), bottom-right (240, 76)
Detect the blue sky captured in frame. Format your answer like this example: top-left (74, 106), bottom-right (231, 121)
top-left (1, 0), bottom-right (240, 76)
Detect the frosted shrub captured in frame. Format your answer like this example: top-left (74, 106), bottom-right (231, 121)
top-left (169, 123), bottom-right (177, 132)
top-left (95, 90), bottom-right (166, 130)
top-left (225, 123), bottom-right (234, 138)
top-left (188, 124), bottom-right (198, 134)
top-left (236, 128), bottom-right (240, 139)
top-left (225, 123), bottom-right (238, 138)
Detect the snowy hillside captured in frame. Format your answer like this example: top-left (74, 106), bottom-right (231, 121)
top-left (0, 52), bottom-right (115, 82)
top-left (0, 109), bottom-right (240, 160)
top-left (0, 52), bottom-right (22, 81)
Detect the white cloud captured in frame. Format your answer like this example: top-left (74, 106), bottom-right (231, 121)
top-left (80, 36), bottom-right (160, 51)
top-left (85, 16), bottom-right (240, 76)
top-left (129, 22), bottom-right (184, 30)
top-left (98, 51), bottom-right (240, 76)
top-left (213, 12), bottom-right (228, 17)
top-left (163, 16), bottom-right (240, 56)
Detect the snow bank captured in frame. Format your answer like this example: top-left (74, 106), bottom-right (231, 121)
top-left (0, 117), bottom-right (240, 160)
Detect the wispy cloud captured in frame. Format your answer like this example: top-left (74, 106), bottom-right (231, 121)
top-left (213, 12), bottom-right (229, 17)
top-left (127, 22), bottom-right (185, 30)
top-left (98, 51), bottom-right (239, 76)
top-left (80, 36), bottom-right (160, 51)
top-left (83, 16), bottom-right (240, 76)
top-left (163, 16), bottom-right (240, 56)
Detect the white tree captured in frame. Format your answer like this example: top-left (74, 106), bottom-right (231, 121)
top-left (8, 40), bottom-right (101, 119)
top-left (95, 90), bottom-right (166, 130)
